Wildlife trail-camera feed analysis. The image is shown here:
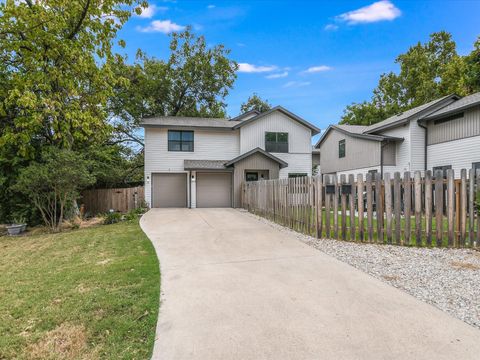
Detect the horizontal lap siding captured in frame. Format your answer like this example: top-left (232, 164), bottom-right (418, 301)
top-left (144, 128), bottom-right (240, 206)
top-left (428, 135), bottom-right (480, 176)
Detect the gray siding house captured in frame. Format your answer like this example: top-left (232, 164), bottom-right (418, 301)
top-left (142, 107), bottom-right (320, 208)
top-left (315, 92), bottom-right (480, 178)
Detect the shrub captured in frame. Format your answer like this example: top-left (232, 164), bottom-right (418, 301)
top-left (13, 148), bottom-right (95, 232)
top-left (104, 212), bottom-right (122, 225)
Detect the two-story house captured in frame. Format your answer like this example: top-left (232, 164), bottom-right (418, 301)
top-left (141, 106), bottom-right (320, 208)
top-left (315, 92), bottom-right (480, 179)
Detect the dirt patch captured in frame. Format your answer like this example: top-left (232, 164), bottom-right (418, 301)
top-left (450, 261), bottom-right (480, 270)
top-left (96, 258), bottom-right (111, 266)
top-left (28, 323), bottom-right (92, 360)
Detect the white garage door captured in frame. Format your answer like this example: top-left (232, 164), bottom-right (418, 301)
top-left (152, 173), bottom-right (187, 208)
top-left (196, 172), bottom-right (232, 208)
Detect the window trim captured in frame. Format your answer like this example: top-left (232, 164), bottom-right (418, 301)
top-left (339, 139), bottom-right (346, 158)
top-left (265, 132), bottom-right (289, 153)
top-left (168, 130), bottom-right (194, 152)
top-left (473, 162), bottom-right (480, 176)
top-left (245, 172), bottom-right (259, 182)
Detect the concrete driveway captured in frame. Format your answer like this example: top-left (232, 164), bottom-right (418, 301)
top-left (140, 208), bottom-right (480, 360)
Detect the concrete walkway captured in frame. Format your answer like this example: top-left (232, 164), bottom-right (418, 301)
top-left (140, 208), bottom-right (480, 360)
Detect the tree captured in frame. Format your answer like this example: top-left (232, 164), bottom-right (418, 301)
top-left (341, 32), bottom-right (471, 125)
top-left (0, 0), bottom-right (145, 156)
top-left (0, 0), bottom-right (144, 223)
top-left (464, 36), bottom-right (480, 93)
top-left (110, 28), bottom-right (238, 147)
top-left (14, 148), bottom-right (95, 232)
top-left (240, 93), bottom-right (272, 114)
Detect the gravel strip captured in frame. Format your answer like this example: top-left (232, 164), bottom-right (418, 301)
top-left (240, 210), bottom-right (480, 329)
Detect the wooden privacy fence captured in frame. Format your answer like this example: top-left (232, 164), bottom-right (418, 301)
top-left (241, 169), bottom-right (480, 248)
top-left (81, 186), bottom-right (145, 214)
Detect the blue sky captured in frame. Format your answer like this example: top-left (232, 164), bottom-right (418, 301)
top-left (117, 0), bottom-right (480, 137)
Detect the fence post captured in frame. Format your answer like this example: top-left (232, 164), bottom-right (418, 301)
top-left (447, 169), bottom-right (455, 247)
top-left (384, 173), bottom-right (393, 244)
top-left (340, 174), bottom-right (347, 241)
top-left (404, 171), bottom-right (411, 246)
top-left (349, 174), bottom-right (356, 241)
top-left (366, 173), bottom-right (373, 242)
top-left (333, 175), bottom-right (339, 240)
top-left (425, 171), bottom-right (433, 246)
top-left (468, 168), bottom-right (475, 246)
top-left (394, 172), bottom-right (402, 245)
top-left (375, 173), bottom-right (383, 243)
top-left (460, 169), bottom-right (467, 246)
top-left (357, 174), bottom-right (364, 242)
top-left (434, 170), bottom-right (444, 247)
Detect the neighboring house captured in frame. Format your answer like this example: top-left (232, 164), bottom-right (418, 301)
top-left (141, 107), bottom-right (320, 208)
top-left (315, 93), bottom-right (480, 179)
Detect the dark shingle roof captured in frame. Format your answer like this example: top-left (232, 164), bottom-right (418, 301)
top-left (141, 116), bottom-right (235, 129)
top-left (184, 160), bottom-right (229, 170)
top-left (422, 92), bottom-right (480, 120)
top-left (224, 147), bottom-right (288, 168)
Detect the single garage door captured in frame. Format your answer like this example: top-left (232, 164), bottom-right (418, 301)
top-left (152, 173), bottom-right (187, 208)
top-left (196, 172), bottom-right (232, 208)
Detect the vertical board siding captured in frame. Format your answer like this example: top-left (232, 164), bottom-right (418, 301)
top-left (242, 169), bottom-right (479, 250)
top-left (427, 106), bottom-right (480, 145)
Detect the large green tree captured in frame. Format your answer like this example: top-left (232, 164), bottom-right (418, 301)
top-left (341, 32), bottom-right (479, 125)
top-left (240, 93), bottom-right (272, 114)
top-left (110, 28), bottom-right (238, 147)
top-left (0, 0), bottom-right (145, 222)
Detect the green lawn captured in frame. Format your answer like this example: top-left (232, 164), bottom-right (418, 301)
top-left (0, 220), bottom-right (159, 359)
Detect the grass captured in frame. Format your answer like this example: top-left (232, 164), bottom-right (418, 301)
top-left (253, 206), bottom-right (478, 247)
top-left (0, 220), bottom-right (159, 359)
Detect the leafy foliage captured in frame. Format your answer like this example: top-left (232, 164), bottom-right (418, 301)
top-left (240, 93), bottom-right (272, 114)
top-left (110, 28), bottom-right (238, 147)
top-left (341, 32), bottom-right (480, 125)
top-left (104, 212), bottom-right (123, 225)
top-left (13, 148), bottom-right (95, 232)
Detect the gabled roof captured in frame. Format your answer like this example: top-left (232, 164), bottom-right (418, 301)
top-left (314, 124), bottom-right (403, 148)
top-left (224, 147), bottom-right (288, 168)
top-left (230, 110), bottom-right (260, 122)
top-left (421, 92), bottom-right (480, 121)
top-left (141, 116), bottom-right (235, 129)
top-left (231, 106), bottom-right (321, 135)
top-left (363, 94), bottom-right (459, 133)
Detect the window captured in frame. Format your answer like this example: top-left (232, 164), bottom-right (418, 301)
top-left (473, 162), bottom-right (480, 176)
top-left (168, 130), bottom-right (193, 152)
top-left (288, 173), bottom-right (307, 178)
top-left (433, 165), bottom-right (452, 178)
top-left (246, 172), bottom-right (258, 182)
top-left (339, 139), bottom-right (346, 158)
top-left (265, 132), bottom-right (288, 153)
top-left (368, 169), bottom-right (378, 175)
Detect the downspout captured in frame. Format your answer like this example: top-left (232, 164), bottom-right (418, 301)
top-left (380, 141), bottom-right (384, 179)
top-left (418, 121), bottom-right (428, 172)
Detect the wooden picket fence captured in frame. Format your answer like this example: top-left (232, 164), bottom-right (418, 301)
top-left (241, 169), bottom-right (480, 248)
top-left (81, 186), bottom-right (145, 214)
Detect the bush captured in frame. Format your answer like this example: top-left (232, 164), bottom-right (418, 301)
top-left (104, 212), bottom-right (122, 225)
top-left (124, 209), bottom-right (139, 221)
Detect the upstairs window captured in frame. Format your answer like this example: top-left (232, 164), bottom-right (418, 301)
top-left (265, 132), bottom-right (288, 153)
top-left (339, 139), bottom-right (346, 158)
top-left (168, 130), bottom-right (194, 152)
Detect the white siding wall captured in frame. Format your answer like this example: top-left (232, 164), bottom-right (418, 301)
top-left (409, 119), bottom-right (426, 172)
top-left (336, 166), bottom-right (381, 180)
top-left (379, 124), bottom-right (412, 173)
top-left (240, 112), bottom-right (313, 177)
top-left (144, 128), bottom-right (240, 206)
top-left (428, 135), bottom-right (480, 177)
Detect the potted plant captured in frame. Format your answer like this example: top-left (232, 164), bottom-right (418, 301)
top-left (6, 215), bottom-right (27, 236)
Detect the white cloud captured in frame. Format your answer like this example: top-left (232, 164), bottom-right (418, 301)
top-left (337, 0), bottom-right (401, 24)
top-left (266, 71), bottom-right (288, 79)
top-left (283, 81), bottom-right (311, 88)
top-left (324, 24), bottom-right (339, 31)
top-left (137, 20), bottom-right (185, 33)
top-left (303, 65), bottom-right (332, 74)
top-left (236, 42), bottom-right (246, 47)
top-left (137, 4), bottom-right (168, 19)
top-left (238, 63), bottom-right (277, 73)
top-left (207, 4), bottom-right (216, 9)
